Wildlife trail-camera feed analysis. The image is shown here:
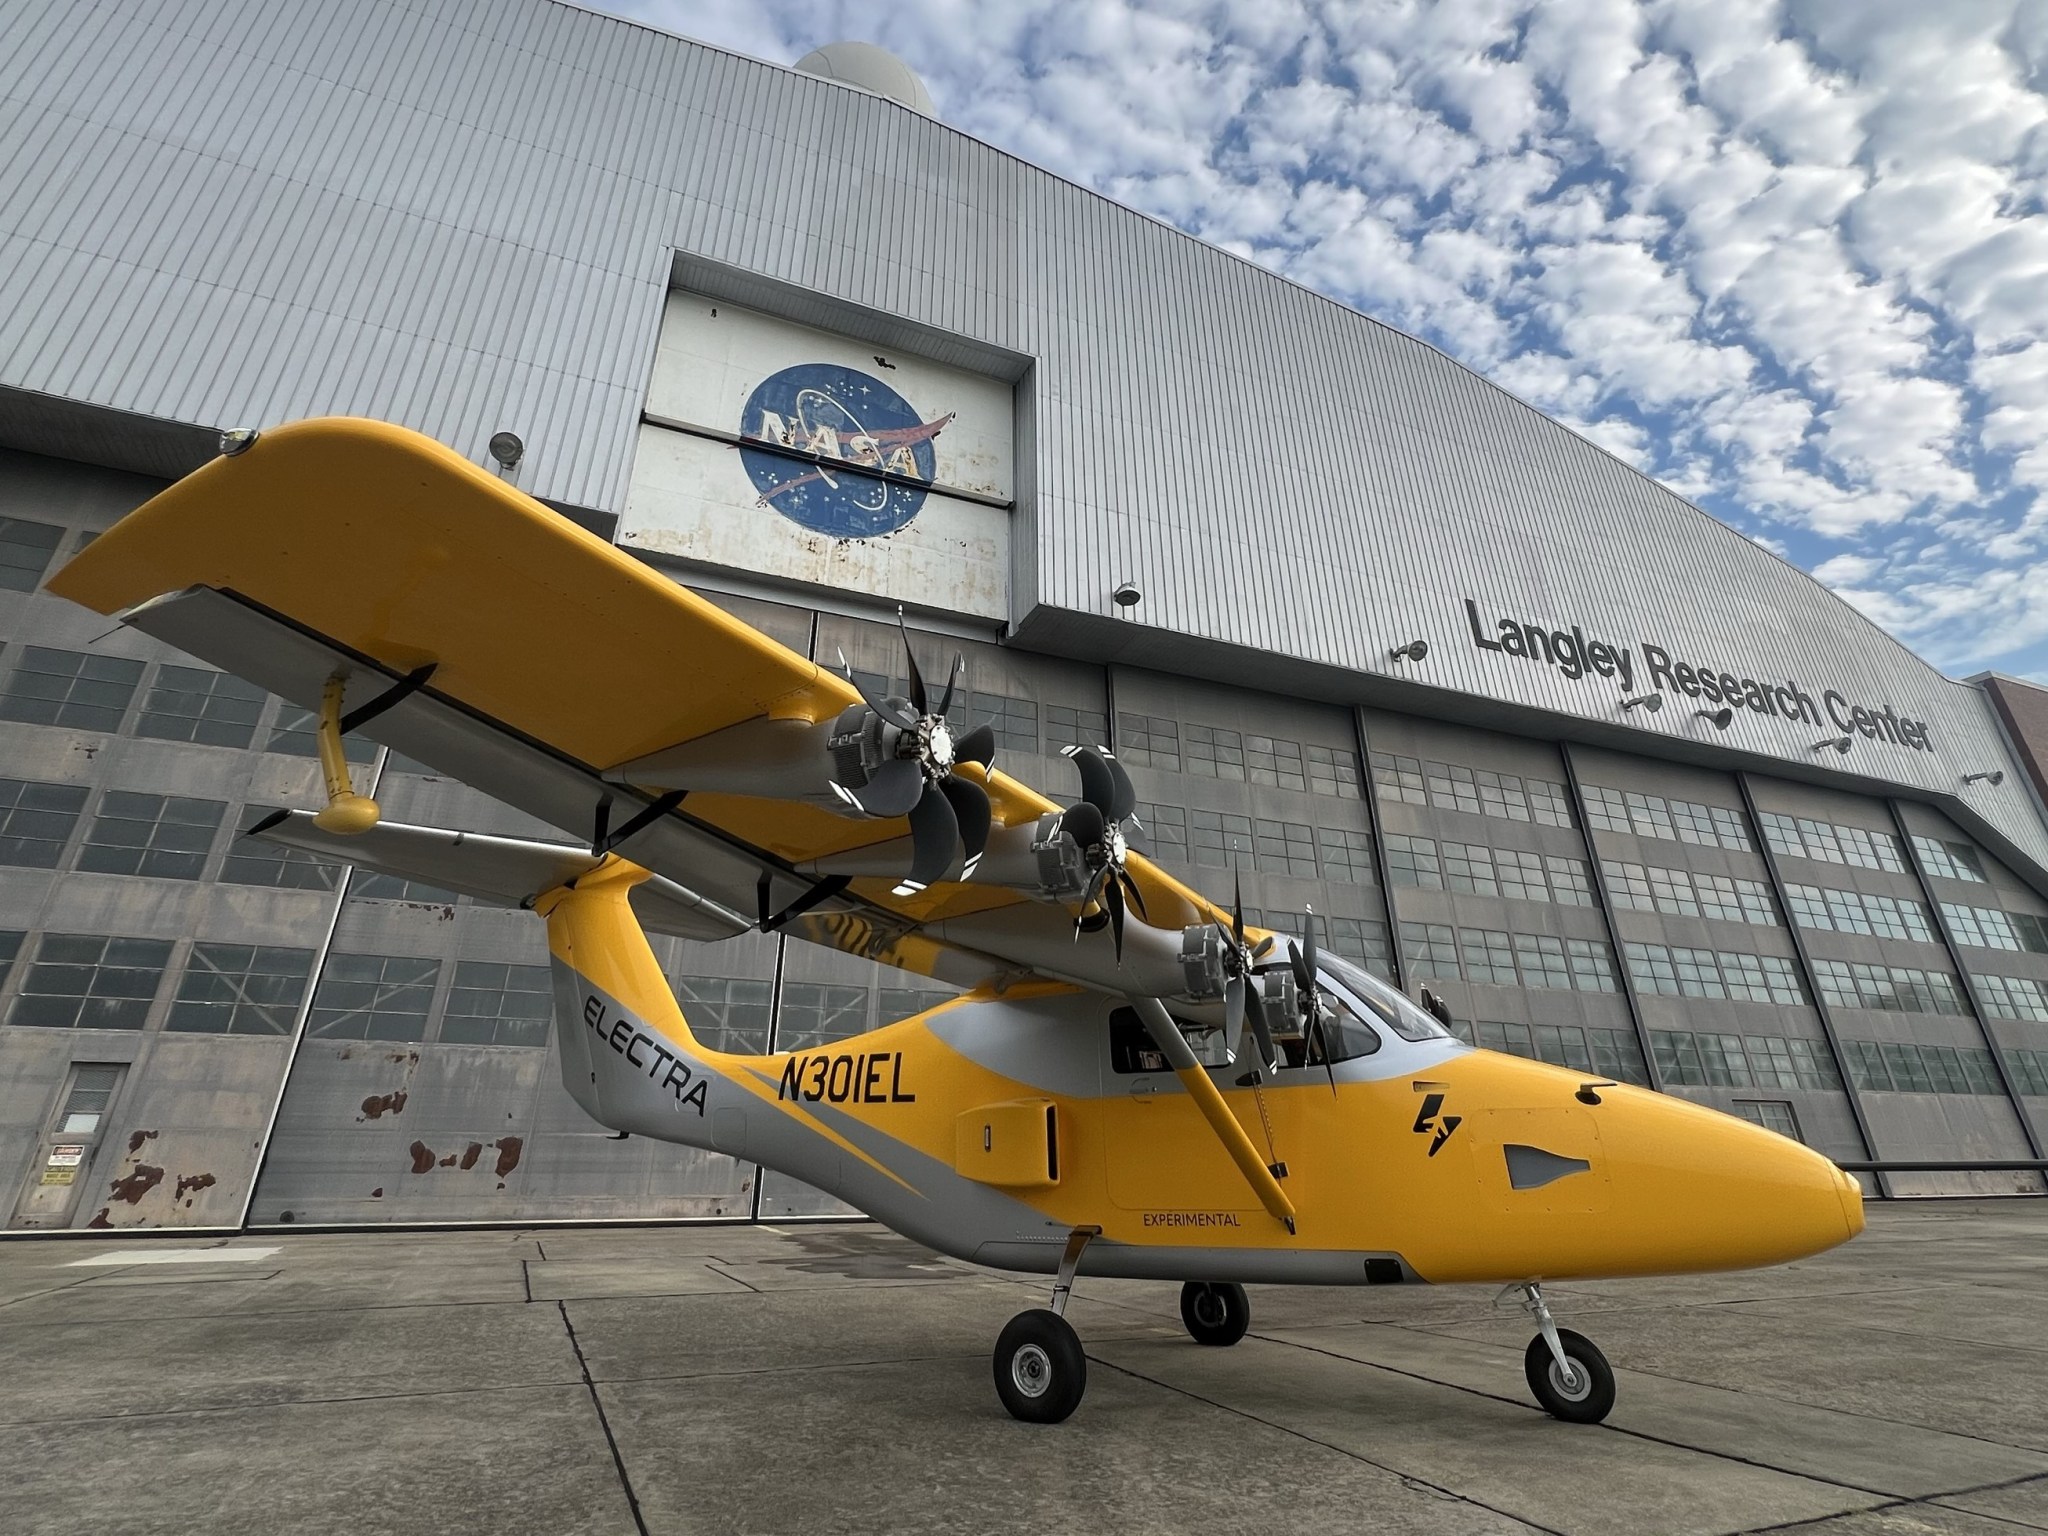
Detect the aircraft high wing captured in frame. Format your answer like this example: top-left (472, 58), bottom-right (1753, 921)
top-left (48, 418), bottom-right (1237, 1000)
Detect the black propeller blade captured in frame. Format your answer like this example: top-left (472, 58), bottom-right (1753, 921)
top-left (839, 756), bottom-right (924, 818)
top-left (1059, 799), bottom-right (1105, 850)
top-left (953, 721), bottom-right (995, 768)
top-left (939, 775), bottom-right (991, 878)
top-left (837, 649), bottom-right (918, 731)
top-left (1064, 745), bottom-right (1117, 817)
top-left (1063, 744), bottom-right (1134, 821)
top-left (898, 610), bottom-right (929, 715)
top-left (936, 653), bottom-right (961, 719)
top-left (1227, 873), bottom-right (1278, 1076)
top-left (1116, 867), bottom-right (1148, 921)
top-left (1102, 866), bottom-right (1126, 960)
top-left (1287, 909), bottom-right (1338, 1095)
top-left (898, 778), bottom-right (959, 895)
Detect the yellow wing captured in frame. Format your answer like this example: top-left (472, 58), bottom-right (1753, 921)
top-left (49, 419), bottom-right (1227, 983)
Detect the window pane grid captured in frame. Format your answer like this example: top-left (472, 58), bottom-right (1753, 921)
top-left (440, 961), bottom-right (553, 1047)
top-left (76, 792), bottom-right (226, 880)
top-left (9, 933), bottom-right (172, 1030)
top-left (134, 665), bottom-right (268, 749)
top-left (0, 777), bottom-right (88, 867)
top-left (308, 954), bottom-right (440, 1040)
top-left (167, 944), bottom-right (315, 1035)
top-left (1116, 713), bottom-right (1180, 771)
top-left (0, 646), bottom-right (144, 731)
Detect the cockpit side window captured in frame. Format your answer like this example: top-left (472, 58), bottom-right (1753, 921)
top-left (1319, 953), bottom-right (1456, 1043)
top-left (1108, 1007), bottom-right (1231, 1072)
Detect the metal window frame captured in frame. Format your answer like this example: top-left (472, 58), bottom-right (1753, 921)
top-left (1887, 799), bottom-right (2045, 1161)
top-left (1735, 772), bottom-right (1887, 1193)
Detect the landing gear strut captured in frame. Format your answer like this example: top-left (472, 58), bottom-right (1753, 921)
top-left (1179, 1281), bottom-right (1250, 1346)
top-left (993, 1227), bottom-right (1097, 1423)
top-left (1514, 1282), bottom-right (1614, 1423)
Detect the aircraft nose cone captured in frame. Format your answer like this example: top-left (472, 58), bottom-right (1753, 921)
top-left (1835, 1166), bottom-right (1867, 1240)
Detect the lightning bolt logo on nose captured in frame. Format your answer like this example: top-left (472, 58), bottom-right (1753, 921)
top-left (1412, 1092), bottom-right (1463, 1157)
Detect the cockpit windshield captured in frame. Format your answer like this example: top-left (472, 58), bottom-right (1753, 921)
top-left (1316, 952), bottom-right (1459, 1043)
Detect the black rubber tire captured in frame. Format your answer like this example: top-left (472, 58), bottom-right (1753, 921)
top-left (1524, 1328), bottom-right (1615, 1423)
top-left (1179, 1281), bottom-right (1251, 1346)
top-left (993, 1309), bottom-right (1086, 1423)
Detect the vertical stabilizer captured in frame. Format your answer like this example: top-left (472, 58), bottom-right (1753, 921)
top-left (535, 858), bottom-right (728, 1142)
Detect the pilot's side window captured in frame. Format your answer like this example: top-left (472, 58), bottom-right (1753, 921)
top-left (1108, 1007), bottom-right (1231, 1072)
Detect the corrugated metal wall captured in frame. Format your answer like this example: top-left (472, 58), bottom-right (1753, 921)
top-left (1, 0), bottom-right (2040, 874)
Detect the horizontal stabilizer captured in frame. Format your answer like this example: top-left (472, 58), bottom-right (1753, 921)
top-left (249, 811), bottom-right (751, 942)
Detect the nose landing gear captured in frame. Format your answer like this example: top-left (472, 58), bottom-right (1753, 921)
top-left (1512, 1282), bottom-right (1614, 1423)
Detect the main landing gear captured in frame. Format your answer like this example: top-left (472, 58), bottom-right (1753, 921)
top-left (1512, 1282), bottom-right (1614, 1423)
top-left (1179, 1281), bottom-right (1250, 1346)
top-left (993, 1227), bottom-right (1097, 1423)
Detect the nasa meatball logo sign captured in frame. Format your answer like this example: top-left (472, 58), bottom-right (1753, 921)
top-left (739, 364), bottom-right (955, 538)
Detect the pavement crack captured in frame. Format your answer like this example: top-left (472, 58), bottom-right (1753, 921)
top-left (558, 1299), bottom-right (650, 1536)
top-left (1089, 1352), bottom-right (1568, 1536)
top-left (521, 1259), bottom-right (533, 1304)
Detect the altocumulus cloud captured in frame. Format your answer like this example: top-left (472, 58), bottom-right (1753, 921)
top-left (605, 0), bottom-right (2048, 681)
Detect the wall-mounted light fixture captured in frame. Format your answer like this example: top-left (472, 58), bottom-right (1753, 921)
top-left (488, 430), bottom-right (524, 471)
top-left (1962, 770), bottom-right (2006, 786)
top-left (1388, 639), bottom-right (1429, 663)
top-left (1811, 736), bottom-right (1853, 754)
top-left (1111, 582), bottom-right (1142, 608)
top-left (1621, 693), bottom-right (1663, 713)
top-left (1695, 707), bottom-right (1733, 730)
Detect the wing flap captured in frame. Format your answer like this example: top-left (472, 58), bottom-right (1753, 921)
top-left (250, 811), bottom-right (751, 942)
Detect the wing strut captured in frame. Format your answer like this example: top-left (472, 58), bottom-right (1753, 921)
top-left (1126, 996), bottom-right (1298, 1235)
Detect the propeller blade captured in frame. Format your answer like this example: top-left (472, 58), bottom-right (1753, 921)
top-left (939, 776), bottom-right (991, 877)
top-left (1104, 868), bottom-right (1126, 961)
top-left (841, 757), bottom-right (924, 818)
top-left (1062, 745), bottom-right (1119, 818)
top-left (937, 653), bottom-right (961, 719)
top-left (1303, 906), bottom-right (1320, 987)
top-left (1252, 935), bottom-right (1275, 960)
top-left (1245, 984), bottom-right (1279, 1072)
top-left (1117, 867), bottom-right (1148, 921)
top-left (898, 611), bottom-right (928, 715)
top-left (1231, 871), bottom-right (1246, 952)
top-left (954, 721), bottom-right (996, 768)
top-left (1103, 750), bottom-right (1137, 822)
top-left (837, 649), bottom-right (918, 731)
top-left (898, 782), bottom-right (959, 894)
top-left (1059, 799), bottom-right (1106, 851)
top-left (1288, 939), bottom-right (1313, 993)
top-left (1225, 974), bottom-right (1245, 1039)
top-left (1072, 864), bottom-right (1110, 940)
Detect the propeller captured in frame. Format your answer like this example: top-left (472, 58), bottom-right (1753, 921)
top-left (830, 611), bottom-right (998, 896)
top-left (1059, 745), bottom-right (1148, 960)
top-left (1223, 872), bottom-right (1279, 1082)
top-left (1254, 905), bottom-right (1339, 1093)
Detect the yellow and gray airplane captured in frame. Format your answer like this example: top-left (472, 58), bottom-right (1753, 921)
top-left (49, 420), bottom-right (1865, 1425)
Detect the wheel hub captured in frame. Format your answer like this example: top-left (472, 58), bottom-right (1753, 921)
top-left (1011, 1342), bottom-right (1052, 1398)
top-left (1194, 1291), bottom-right (1225, 1328)
top-left (1549, 1358), bottom-right (1589, 1401)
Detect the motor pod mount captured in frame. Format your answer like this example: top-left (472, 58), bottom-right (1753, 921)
top-left (1054, 745), bottom-right (1147, 959)
top-left (827, 612), bottom-right (998, 896)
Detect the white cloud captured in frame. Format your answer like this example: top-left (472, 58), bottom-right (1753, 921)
top-left (614, 0), bottom-right (2048, 678)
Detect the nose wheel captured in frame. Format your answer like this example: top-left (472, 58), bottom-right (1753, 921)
top-left (994, 1227), bottom-right (1097, 1424)
top-left (1179, 1281), bottom-right (1251, 1346)
top-left (1512, 1282), bottom-right (1614, 1423)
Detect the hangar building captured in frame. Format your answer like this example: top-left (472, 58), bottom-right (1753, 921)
top-left (2, 0), bottom-right (2045, 1231)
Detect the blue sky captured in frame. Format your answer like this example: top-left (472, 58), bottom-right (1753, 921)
top-left (606, 0), bottom-right (2048, 682)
